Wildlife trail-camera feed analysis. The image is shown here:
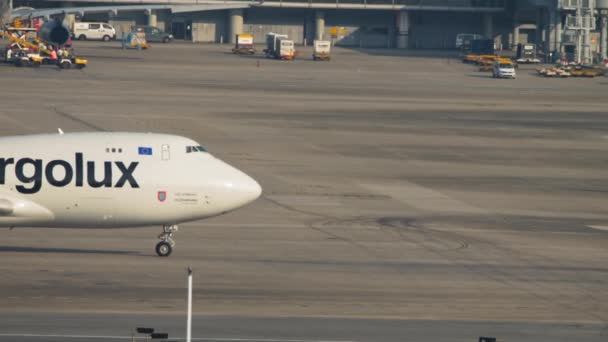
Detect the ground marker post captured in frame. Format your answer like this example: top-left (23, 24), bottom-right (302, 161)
top-left (187, 266), bottom-right (193, 342)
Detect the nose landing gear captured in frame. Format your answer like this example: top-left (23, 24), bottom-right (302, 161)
top-left (156, 225), bottom-right (178, 257)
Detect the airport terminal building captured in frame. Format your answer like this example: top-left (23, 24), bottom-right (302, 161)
top-left (14, 0), bottom-right (608, 58)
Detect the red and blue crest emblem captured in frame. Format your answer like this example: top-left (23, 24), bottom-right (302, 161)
top-left (157, 191), bottom-right (167, 202)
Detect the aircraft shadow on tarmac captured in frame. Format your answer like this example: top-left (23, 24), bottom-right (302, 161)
top-left (0, 246), bottom-right (140, 255)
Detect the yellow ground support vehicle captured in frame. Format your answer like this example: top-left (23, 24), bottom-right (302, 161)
top-left (539, 65), bottom-right (605, 78)
top-left (464, 54), bottom-right (497, 64)
top-left (478, 56), bottom-right (496, 71)
top-left (478, 56), bottom-right (516, 71)
top-left (568, 66), bottom-right (605, 77)
top-left (0, 30), bottom-right (52, 56)
top-left (30, 55), bottom-right (45, 67)
top-left (463, 54), bottom-right (480, 63)
top-left (58, 57), bottom-right (88, 69)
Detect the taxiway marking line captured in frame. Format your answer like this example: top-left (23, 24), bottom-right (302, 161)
top-left (0, 333), bottom-right (358, 342)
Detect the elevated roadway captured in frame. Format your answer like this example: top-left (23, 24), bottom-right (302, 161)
top-left (41, 0), bottom-right (506, 11)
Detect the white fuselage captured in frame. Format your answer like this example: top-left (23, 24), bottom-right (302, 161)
top-left (0, 132), bottom-right (262, 228)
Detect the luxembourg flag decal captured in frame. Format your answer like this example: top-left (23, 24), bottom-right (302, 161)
top-left (157, 191), bottom-right (167, 202)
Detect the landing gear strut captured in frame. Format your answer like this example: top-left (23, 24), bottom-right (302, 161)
top-left (156, 225), bottom-right (178, 257)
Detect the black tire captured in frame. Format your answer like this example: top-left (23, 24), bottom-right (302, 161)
top-left (156, 241), bottom-right (172, 257)
top-left (102, 35), bottom-right (111, 42)
top-left (162, 37), bottom-right (170, 43)
top-left (78, 35), bottom-right (87, 41)
top-left (32, 61), bottom-right (40, 68)
top-left (60, 61), bottom-right (71, 69)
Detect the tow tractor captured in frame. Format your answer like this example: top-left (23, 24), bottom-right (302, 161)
top-left (58, 56), bottom-right (88, 69)
top-left (11, 50), bottom-right (42, 67)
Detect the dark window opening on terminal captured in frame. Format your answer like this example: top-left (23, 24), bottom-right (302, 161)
top-left (368, 27), bottom-right (388, 35)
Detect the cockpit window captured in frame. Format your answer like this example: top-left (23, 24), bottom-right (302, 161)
top-left (186, 145), bottom-right (207, 153)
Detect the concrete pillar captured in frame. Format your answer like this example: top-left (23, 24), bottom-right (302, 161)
top-left (147, 10), bottom-right (157, 27)
top-left (544, 7), bottom-right (557, 61)
top-left (555, 11), bottom-right (562, 57)
top-left (304, 12), bottom-right (314, 45)
top-left (387, 22), bottom-right (395, 49)
top-left (512, 21), bottom-right (520, 51)
top-left (601, 15), bottom-right (608, 60)
top-left (482, 13), bottom-right (493, 40)
top-left (583, 24), bottom-right (592, 64)
top-left (535, 8), bottom-right (543, 45)
top-left (229, 9), bottom-right (244, 44)
top-left (315, 11), bottom-right (325, 41)
top-left (396, 10), bottom-right (409, 49)
top-left (0, 0), bottom-right (10, 26)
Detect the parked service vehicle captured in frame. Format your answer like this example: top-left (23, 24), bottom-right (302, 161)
top-left (122, 31), bottom-right (149, 50)
top-left (312, 40), bottom-right (331, 61)
top-left (131, 25), bottom-right (173, 43)
top-left (276, 38), bottom-right (295, 60)
top-left (516, 43), bottom-right (541, 64)
top-left (264, 32), bottom-right (288, 59)
top-left (73, 22), bottom-right (116, 41)
top-left (492, 61), bottom-right (516, 79)
top-left (232, 34), bottom-right (255, 54)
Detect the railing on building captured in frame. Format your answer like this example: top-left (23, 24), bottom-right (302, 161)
top-left (561, 0), bottom-right (593, 9)
top-left (47, 0), bottom-right (505, 10)
top-left (272, 0), bottom-right (506, 9)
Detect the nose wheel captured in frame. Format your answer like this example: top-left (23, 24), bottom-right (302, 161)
top-left (156, 225), bottom-right (178, 257)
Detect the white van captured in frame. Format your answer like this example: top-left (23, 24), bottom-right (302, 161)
top-left (492, 61), bottom-right (516, 79)
top-left (73, 22), bottom-right (116, 41)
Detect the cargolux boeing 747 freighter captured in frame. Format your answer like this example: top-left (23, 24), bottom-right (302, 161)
top-left (0, 132), bottom-right (262, 256)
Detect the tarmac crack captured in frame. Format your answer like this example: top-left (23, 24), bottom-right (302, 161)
top-left (52, 107), bottom-right (108, 132)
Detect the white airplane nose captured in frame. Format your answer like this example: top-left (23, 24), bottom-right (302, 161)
top-left (218, 161), bottom-right (262, 209)
top-left (240, 174), bottom-right (262, 203)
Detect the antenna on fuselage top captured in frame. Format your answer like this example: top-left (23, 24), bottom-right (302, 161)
top-left (57, 128), bottom-right (64, 135)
